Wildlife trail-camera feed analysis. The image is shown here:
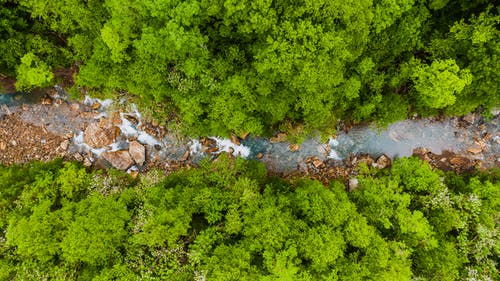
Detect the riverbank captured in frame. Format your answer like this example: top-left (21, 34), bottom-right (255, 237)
top-left (0, 88), bottom-right (498, 183)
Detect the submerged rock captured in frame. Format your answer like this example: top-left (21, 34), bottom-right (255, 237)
top-left (102, 150), bottom-right (134, 170)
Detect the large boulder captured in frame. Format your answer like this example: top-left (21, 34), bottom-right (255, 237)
top-left (102, 150), bottom-right (134, 170)
top-left (84, 122), bottom-right (120, 148)
top-left (129, 141), bottom-right (146, 165)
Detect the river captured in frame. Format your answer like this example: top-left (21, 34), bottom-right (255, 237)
top-left (1, 89), bottom-right (498, 173)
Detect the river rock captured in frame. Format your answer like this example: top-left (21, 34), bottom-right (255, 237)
top-left (73, 153), bottom-right (83, 162)
top-left (467, 147), bottom-right (482, 154)
top-left (59, 140), bottom-right (70, 151)
top-left (129, 141), bottom-right (146, 165)
top-left (202, 146), bottom-right (219, 153)
top-left (289, 144), bottom-right (300, 151)
top-left (84, 122), bottom-right (120, 148)
top-left (483, 133), bottom-right (492, 142)
top-left (312, 159), bottom-right (324, 168)
top-left (270, 133), bottom-right (287, 143)
top-left (102, 150), bottom-right (134, 170)
top-left (182, 150), bottom-right (190, 161)
top-left (111, 112), bottom-right (122, 125)
top-left (372, 154), bottom-right (391, 169)
top-left (124, 114), bottom-right (139, 125)
top-left (348, 178), bottom-right (359, 192)
top-left (257, 153), bottom-right (264, 159)
top-left (92, 102), bottom-right (101, 110)
top-left (83, 157), bottom-right (92, 167)
top-left (351, 154), bottom-right (375, 167)
top-left (0, 141), bottom-right (6, 150)
top-left (230, 134), bottom-right (240, 146)
top-left (201, 137), bottom-right (217, 147)
top-left (450, 157), bottom-right (469, 166)
top-left (42, 97), bottom-right (52, 105)
top-left (70, 103), bottom-right (80, 112)
top-left (463, 114), bottom-right (475, 124)
top-left (127, 166), bottom-right (139, 178)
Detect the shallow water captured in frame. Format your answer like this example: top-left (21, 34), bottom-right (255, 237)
top-left (0, 91), bottom-right (46, 106)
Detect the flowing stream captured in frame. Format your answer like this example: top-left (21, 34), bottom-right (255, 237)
top-left (1, 90), bottom-right (498, 173)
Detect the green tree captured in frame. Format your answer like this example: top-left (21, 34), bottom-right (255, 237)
top-left (61, 193), bottom-right (130, 266)
top-left (15, 52), bottom-right (53, 90)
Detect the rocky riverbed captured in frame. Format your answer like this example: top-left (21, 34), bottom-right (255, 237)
top-left (0, 88), bottom-right (498, 182)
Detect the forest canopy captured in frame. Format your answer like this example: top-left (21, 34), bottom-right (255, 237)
top-left (0, 1), bottom-right (499, 135)
top-left (0, 156), bottom-right (498, 280)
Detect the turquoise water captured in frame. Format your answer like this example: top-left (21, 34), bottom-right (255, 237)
top-left (0, 91), bottom-right (45, 106)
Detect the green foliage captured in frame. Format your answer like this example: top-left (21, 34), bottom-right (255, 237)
top-left (0, 157), bottom-right (498, 280)
top-left (409, 59), bottom-right (472, 109)
top-left (1, 0), bottom-right (498, 135)
top-left (14, 52), bottom-right (53, 91)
